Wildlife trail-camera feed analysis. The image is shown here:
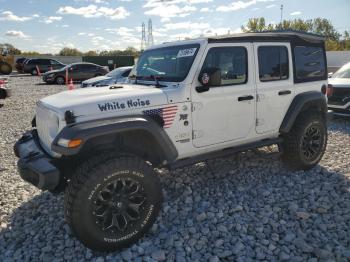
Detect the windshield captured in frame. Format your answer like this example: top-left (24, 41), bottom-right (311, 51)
top-left (136, 44), bottom-right (200, 82)
top-left (333, 63), bottom-right (350, 78)
top-left (107, 67), bottom-right (127, 77)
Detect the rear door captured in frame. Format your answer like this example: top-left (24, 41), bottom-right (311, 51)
top-left (38, 59), bottom-right (50, 72)
top-left (254, 43), bottom-right (294, 134)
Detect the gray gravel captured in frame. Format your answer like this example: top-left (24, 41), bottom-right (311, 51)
top-left (1, 75), bottom-right (350, 261)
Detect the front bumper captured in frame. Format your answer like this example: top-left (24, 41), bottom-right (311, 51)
top-left (42, 75), bottom-right (55, 83)
top-left (14, 130), bottom-right (60, 190)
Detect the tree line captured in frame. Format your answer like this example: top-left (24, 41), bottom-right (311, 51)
top-left (241, 17), bottom-right (350, 51)
top-left (1, 17), bottom-right (349, 56)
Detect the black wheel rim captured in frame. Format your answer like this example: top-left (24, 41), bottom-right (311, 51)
top-left (57, 78), bottom-right (64, 84)
top-left (93, 178), bottom-right (146, 233)
top-left (301, 124), bottom-right (322, 160)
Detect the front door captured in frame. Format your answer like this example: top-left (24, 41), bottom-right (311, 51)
top-left (191, 43), bottom-right (255, 148)
top-left (253, 43), bottom-right (294, 134)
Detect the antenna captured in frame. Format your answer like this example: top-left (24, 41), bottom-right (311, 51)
top-left (280, 4), bottom-right (284, 29)
top-left (147, 19), bottom-right (154, 47)
top-left (141, 22), bottom-right (146, 51)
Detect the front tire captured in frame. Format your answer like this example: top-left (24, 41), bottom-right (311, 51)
top-left (55, 76), bottom-right (65, 85)
top-left (64, 154), bottom-right (162, 252)
top-left (281, 112), bottom-right (327, 170)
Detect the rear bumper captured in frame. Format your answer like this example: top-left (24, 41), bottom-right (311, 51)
top-left (14, 130), bottom-right (61, 191)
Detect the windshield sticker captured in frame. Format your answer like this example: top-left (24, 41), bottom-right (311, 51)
top-left (98, 99), bottom-right (150, 112)
top-left (177, 48), bottom-right (197, 58)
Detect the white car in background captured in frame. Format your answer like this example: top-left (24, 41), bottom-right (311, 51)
top-left (81, 66), bottom-right (132, 88)
top-left (328, 62), bottom-right (350, 116)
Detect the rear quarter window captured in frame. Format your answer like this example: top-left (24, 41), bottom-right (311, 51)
top-left (294, 46), bottom-right (326, 82)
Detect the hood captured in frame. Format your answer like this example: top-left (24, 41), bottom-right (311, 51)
top-left (40, 84), bottom-right (169, 118)
top-left (329, 78), bottom-right (350, 88)
top-left (82, 75), bottom-right (111, 85)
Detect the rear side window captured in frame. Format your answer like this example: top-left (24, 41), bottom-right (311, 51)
top-left (294, 46), bottom-right (326, 82)
top-left (202, 46), bottom-right (248, 86)
top-left (258, 46), bottom-right (289, 82)
top-left (38, 59), bottom-right (50, 65)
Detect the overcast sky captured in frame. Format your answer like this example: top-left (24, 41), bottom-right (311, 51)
top-left (0, 0), bottom-right (349, 53)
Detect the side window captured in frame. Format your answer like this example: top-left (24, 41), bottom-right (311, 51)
top-left (294, 46), bottom-right (326, 81)
top-left (258, 46), bottom-right (289, 82)
top-left (50, 60), bottom-right (60, 65)
top-left (201, 47), bottom-right (247, 86)
top-left (122, 69), bottom-right (131, 77)
top-left (39, 59), bottom-right (50, 65)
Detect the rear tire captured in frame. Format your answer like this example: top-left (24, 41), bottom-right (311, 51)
top-left (64, 154), bottom-right (162, 252)
top-left (281, 112), bottom-right (327, 170)
top-left (55, 76), bottom-right (65, 85)
top-left (31, 68), bottom-right (38, 76)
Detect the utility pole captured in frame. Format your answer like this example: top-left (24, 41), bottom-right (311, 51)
top-left (280, 4), bottom-right (284, 29)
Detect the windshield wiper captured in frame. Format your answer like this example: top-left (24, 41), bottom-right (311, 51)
top-left (135, 75), bottom-right (166, 88)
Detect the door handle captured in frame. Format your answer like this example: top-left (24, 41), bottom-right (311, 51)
top-left (278, 90), bottom-right (291, 96)
top-left (238, 95), bottom-right (254, 101)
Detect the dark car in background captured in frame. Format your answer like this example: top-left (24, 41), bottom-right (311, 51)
top-left (15, 57), bottom-right (27, 73)
top-left (42, 62), bottom-right (109, 85)
top-left (23, 58), bottom-right (66, 75)
top-left (328, 62), bottom-right (350, 116)
top-left (81, 66), bottom-right (132, 88)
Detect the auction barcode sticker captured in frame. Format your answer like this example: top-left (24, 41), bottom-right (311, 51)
top-left (177, 48), bottom-right (197, 58)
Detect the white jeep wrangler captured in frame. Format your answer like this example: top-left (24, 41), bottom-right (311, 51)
top-left (15, 31), bottom-right (330, 251)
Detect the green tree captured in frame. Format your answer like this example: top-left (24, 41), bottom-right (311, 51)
top-left (241, 17), bottom-right (349, 50)
top-left (241, 18), bottom-right (266, 32)
top-left (21, 51), bottom-right (40, 56)
top-left (58, 47), bottom-right (82, 56)
top-left (84, 50), bottom-right (98, 56)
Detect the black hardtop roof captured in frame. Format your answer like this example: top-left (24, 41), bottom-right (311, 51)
top-left (208, 30), bottom-right (325, 45)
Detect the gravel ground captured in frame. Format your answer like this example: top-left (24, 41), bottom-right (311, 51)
top-left (0, 75), bottom-right (350, 261)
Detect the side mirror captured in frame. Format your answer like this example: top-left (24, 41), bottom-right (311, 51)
top-left (328, 72), bottom-right (333, 78)
top-left (197, 68), bottom-right (221, 93)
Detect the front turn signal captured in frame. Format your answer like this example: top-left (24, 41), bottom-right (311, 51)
top-left (57, 138), bottom-right (82, 148)
top-left (68, 139), bottom-right (83, 148)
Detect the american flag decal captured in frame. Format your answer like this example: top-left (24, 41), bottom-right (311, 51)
top-left (143, 105), bottom-right (178, 128)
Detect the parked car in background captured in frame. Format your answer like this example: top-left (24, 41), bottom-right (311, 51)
top-left (328, 62), bottom-right (350, 116)
top-left (81, 66), bottom-right (132, 88)
top-left (0, 77), bottom-right (10, 101)
top-left (23, 58), bottom-right (66, 75)
top-left (42, 62), bottom-right (109, 85)
top-left (15, 57), bottom-right (27, 73)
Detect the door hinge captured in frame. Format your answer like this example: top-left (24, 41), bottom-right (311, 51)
top-left (256, 94), bottom-right (265, 102)
top-left (191, 102), bottom-right (203, 112)
top-left (256, 118), bottom-right (264, 126)
top-left (192, 130), bottom-right (204, 139)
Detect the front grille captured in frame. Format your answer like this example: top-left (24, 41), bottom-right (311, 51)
top-left (328, 86), bottom-right (350, 106)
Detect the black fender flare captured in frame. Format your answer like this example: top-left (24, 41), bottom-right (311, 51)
top-left (51, 115), bottom-right (178, 164)
top-left (279, 91), bottom-right (327, 133)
